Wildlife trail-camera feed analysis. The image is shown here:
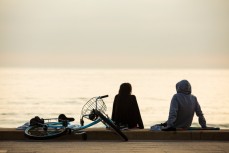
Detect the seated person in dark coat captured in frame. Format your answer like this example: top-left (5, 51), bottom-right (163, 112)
top-left (112, 83), bottom-right (144, 129)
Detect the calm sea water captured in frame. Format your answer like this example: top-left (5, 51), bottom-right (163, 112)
top-left (0, 68), bottom-right (229, 129)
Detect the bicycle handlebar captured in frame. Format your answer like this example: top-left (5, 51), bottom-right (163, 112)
top-left (99, 95), bottom-right (109, 99)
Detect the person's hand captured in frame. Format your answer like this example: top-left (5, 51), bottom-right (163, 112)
top-left (160, 122), bottom-right (167, 127)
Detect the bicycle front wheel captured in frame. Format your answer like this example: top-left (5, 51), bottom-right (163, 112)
top-left (95, 110), bottom-right (128, 141)
top-left (25, 124), bottom-right (67, 140)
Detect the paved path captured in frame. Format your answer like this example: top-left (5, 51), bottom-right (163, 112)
top-left (0, 141), bottom-right (229, 153)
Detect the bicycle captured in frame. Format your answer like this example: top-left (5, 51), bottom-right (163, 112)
top-left (24, 95), bottom-right (128, 141)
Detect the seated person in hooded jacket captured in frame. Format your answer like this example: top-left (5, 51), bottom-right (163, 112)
top-left (163, 80), bottom-right (207, 130)
top-left (112, 83), bottom-right (144, 129)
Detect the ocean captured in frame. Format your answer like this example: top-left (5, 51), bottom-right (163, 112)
top-left (0, 68), bottom-right (229, 129)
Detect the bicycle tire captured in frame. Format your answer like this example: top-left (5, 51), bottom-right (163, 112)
top-left (24, 124), bottom-right (67, 140)
top-left (95, 110), bottom-right (128, 141)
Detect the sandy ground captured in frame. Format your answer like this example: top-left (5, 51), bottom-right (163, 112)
top-left (0, 141), bottom-right (229, 153)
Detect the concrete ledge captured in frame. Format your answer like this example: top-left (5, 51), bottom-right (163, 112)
top-left (0, 128), bottom-right (228, 141)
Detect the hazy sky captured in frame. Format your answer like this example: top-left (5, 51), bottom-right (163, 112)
top-left (0, 0), bottom-right (229, 68)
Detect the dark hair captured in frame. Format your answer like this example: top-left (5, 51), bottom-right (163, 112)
top-left (118, 83), bottom-right (132, 96)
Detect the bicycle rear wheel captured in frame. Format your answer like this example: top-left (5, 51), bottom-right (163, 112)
top-left (25, 124), bottom-right (67, 140)
top-left (95, 110), bottom-right (128, 141)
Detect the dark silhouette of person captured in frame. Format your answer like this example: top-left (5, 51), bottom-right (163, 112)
top-left (111, 83), bottom-right (144, 129)
top-left (162, 80), bottom-right (207, 130)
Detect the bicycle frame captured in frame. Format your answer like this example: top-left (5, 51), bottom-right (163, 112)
top-left (41, 118), bottom-right (101, 130)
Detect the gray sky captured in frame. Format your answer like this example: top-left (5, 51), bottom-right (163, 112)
top-left (0, 0), bottom-right (229, 68)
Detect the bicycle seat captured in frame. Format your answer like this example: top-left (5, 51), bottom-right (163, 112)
top-left (58, 114), bottom-right (75, 122)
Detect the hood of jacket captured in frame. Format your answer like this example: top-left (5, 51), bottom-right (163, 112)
top-left (176, 80), bottom-right (192, 95)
